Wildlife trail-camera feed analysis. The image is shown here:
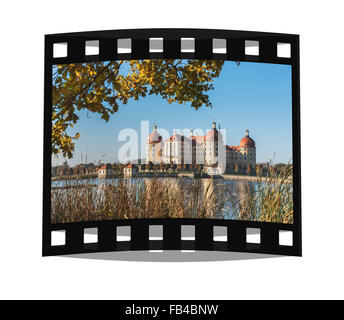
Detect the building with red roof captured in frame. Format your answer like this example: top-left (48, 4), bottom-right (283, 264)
top-left (226, 130), bottom-right (256, 170)
top-left (123, 163), bottom-right (138, 177)
top-left (97, 164), bottom-right (114, 179)
top-left (146, 122), bottom-right (256, 173)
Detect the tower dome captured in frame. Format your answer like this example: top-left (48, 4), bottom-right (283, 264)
top-left (206, 121), bottom-right (218, 142)
top-left (148, 124), bottom-right (162, 144)
top-left (240, 130), bottom-right (255, 148)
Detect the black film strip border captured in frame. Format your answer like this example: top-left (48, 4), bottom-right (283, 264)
top-left (43, 29), bottom-right (301, 257)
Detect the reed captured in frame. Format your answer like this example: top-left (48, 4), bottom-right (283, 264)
top-left (51, 166), bottom-right (293, 224)
top-left (228, 164), bottom-right (293, 224)
top-left (51, 178), bottom-right (230, 223)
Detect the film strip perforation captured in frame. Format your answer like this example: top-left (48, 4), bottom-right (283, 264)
top-left (47, 219), bottom-right (299, 256)
top-left (49, 31), bottom-right (294, 65)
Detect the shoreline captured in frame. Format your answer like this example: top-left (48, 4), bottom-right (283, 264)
top-left (221, 174), bottom-right (268, 182)
top-left (52, 172), bottom-right (268, 183)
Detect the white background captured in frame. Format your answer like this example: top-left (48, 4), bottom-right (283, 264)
top-left (1, 0), bottom-right (343, 300)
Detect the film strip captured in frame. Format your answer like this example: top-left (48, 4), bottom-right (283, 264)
top-left (43, 29), bottom-right (301, 257)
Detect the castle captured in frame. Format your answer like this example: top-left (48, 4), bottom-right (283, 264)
top-left (146, 122), bottom-right (256, 173)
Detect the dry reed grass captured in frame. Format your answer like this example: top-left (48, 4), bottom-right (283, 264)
top-left (51, 166), bottom-right (293, 224)
top-left (229, 164), bottom-right (293, 223)
top-left (51, 178), bottom-right (229, 223)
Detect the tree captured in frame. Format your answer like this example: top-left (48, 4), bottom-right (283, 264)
top-left (52, 59), bottom-right (225, 158)
top-left (234, 163), bottom-right (239, 175)
top-left (246, 164), bottom-right (251, 175)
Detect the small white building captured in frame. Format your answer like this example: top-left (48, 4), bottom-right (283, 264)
top-left (98, 165), bottom-right (113, 179)
top-left (123, 163), bottom-right (138, 177)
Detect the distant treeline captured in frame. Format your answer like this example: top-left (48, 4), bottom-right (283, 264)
top-left (52, 160), bottom-right (292, 178)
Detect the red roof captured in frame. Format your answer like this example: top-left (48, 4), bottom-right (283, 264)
top-left (124, 163), bottom-right (136, 169)
top-left (240, 136), bottom-right (255, 148)
top-left (205, 128), bottom-right (218, 141)
top-left (98, 164), bottom-right (113, 171)
top-left (226, 145), bottom-right (240, 151)
top-left (195, 136), bottom-right (206, 143)
top-left (165, 134), bottom-right (206, 143)
top-left (165, 134), bottom-right (185, 142)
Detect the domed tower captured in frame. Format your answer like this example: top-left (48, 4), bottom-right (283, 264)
top-left (205, 121), bottom-right (220, 165)
top-left (239, 130), bottom-right (256, 167)
top-left (147, 124), bottom-right (163, 164)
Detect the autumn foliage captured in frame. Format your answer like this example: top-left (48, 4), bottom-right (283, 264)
top-left (52, 59), bottom-right (224, 158)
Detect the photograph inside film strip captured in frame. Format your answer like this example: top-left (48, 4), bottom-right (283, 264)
top-left (43, 29), bottom-right (301, 257)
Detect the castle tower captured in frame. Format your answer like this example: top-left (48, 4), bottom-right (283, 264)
top-left (147, 123), bottom-right (163, 164)
top-left (239, 129), bottom-right (256, 168)
top-left (205, 121), bottom-right (219, 165)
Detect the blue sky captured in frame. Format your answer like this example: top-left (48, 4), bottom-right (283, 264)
top-left (52, 60), bottom-right (292, 166)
